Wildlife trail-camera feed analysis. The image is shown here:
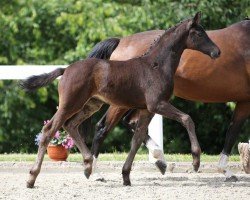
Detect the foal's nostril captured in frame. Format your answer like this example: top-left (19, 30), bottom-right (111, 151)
top-left (217, 49), bottom-right (221, 57)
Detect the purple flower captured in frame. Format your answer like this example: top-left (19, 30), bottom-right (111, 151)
top-left (35, 132), bottom-right (43, 145)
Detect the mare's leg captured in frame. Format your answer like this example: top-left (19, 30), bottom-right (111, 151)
top-left (122, 109), bottom-right (154, 186)
top-left (122, 110), bottom-right (167, 174)
top-left (91, 106), bottom-right (128, 158)
top-left (147, 101), bottom-right (201, 172)
top-left (122, 109), bottom-right (139, 132)
top-left (63, 98), bottom-right (103, 178)
top-left (90, 106), bottom-right (127, 179)
top-left (218, 101), bottom-right (250, 181)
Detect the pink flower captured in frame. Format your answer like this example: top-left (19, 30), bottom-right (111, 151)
top-left (62, 136), bottom-right (74, 149)
top-left (43, 120), bottom-right (50, 125)
top-left (54, 131), bottom-right (60, 139)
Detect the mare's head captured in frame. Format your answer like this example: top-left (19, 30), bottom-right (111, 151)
top-left (185, 12), bottom-right (220, 59)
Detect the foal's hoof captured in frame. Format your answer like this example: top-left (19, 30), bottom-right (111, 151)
top-left (26, 181), bottom-right (34, 188)
top-left (123, 180), bottom-right (131, 186)
top-left (84, 170), bottom-right (91, 179)
top-left (192, 159), bottom-right (200, 172)
top-left (155, 160), bottom-right (167, 175)
top-left (193, 164), bottom-right (200, 172)
top-left (225, 175), bottom-right (238, 182)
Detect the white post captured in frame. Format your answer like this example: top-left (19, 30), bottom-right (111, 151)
top-left (148, 114), bottom-right (163, 162)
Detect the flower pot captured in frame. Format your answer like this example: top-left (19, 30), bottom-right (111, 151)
top-left (47, 144), bottom-right (69, 161)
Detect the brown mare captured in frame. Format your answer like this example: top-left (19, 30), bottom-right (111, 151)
top-left (87, 18), bottom-right (250, 181)
top-left (21, 12), bottom-right (220, 187)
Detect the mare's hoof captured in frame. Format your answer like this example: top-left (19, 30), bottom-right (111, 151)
top-left (225, 175), bottom-right (238, 182)
top-left (155, 160), bottom-right (167, 175)
top-left (26, 181), bottom-right (34, 188)
top-left (84, 170), bottom-right (91, 179)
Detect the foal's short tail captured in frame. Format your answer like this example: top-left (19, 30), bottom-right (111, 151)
top-left (20, 68), bottom-right (65, 92)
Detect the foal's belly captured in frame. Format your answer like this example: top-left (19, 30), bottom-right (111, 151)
top-left (94, 92), bottom-right (146, 109)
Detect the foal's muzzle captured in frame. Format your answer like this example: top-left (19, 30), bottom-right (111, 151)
top-left (210, 49), bottom-right (221, 59)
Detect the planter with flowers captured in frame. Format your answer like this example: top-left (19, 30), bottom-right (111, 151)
top-left (35, 120), bottom-right (75, 161)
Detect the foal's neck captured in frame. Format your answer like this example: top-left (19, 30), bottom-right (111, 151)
top-left (144, 21), bottom-right (189, 75)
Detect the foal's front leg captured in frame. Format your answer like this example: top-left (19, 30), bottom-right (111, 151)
top-left (148, 100), bottom-right (201, 172)
top-left (122, 110), bottom-right (154, 186)
top-left (122, 110), bottom-right (167, 174)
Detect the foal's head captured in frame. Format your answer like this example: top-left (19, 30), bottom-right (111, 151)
top-left (185, 12), bottom-right (221, 59)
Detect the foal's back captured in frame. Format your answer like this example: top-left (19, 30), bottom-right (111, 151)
top-left (60, 57), bottom-right (149, 108)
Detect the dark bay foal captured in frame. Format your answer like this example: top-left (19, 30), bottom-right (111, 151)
top-left (22, 12), bottom-right (220, 187)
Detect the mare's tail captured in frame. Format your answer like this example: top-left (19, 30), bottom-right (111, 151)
top-left (79, 37), bottom-right (120, 140)
top-left (20, 68), bottom-right (65, 92)
top-left (88, 37), bottom-right (120, 59)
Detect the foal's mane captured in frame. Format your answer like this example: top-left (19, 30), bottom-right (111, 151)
top-left (140, 18), bottom-right (191, 57)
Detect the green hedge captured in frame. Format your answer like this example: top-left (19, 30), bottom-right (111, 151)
top-left (0, 0), bottom-right (249, 153)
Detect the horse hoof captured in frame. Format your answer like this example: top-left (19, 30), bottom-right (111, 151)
top-left (225, 175), bottom-right (238, 182)
top-left (193, 164), bottom-right (200, 172)
top-left (26, 181), bottom-right (34, 188)
top-left (84, 170), bottom-right (91, 179)
top-left (155, 160), bottom-right (167, 175)
top-left (123, 181), bottom-right (131, 186)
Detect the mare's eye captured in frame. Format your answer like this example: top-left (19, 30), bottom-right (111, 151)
top-left (197, 32), bottom-right (202, 37)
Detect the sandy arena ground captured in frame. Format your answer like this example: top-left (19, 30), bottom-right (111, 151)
top-left (0, 161), bottom-right (249, 200)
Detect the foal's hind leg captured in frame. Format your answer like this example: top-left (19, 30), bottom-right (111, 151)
top-left (63, 98), bottom-right (103, 178)
top-left (218, 101), bottom-right (250, 181)
top-left (147, 101), bottom-right (201, 172)
top-left (122, 109), bottom-right (154, 186)
top-left (27, 108), bottom-right (76, 188)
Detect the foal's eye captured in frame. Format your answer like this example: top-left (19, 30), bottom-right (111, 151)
top-left (197, 32), bottom-right (202, 37)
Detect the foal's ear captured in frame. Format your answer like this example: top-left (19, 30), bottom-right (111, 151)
top-left (193, 11), bottom-right (201, 24)
top-left (187, 11), bottom-right (202, 29)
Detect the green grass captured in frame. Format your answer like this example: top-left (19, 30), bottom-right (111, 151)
top-left (0, 153), bottom-right (240, 162)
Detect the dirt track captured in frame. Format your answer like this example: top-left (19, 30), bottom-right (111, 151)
top-left (0, 161), bottom-right (249, 200)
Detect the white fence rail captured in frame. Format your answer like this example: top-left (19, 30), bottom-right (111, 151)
top-left (0, 65), bottom-right (67, 80)
top-left (0, 65), bottom-right (163, 156)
